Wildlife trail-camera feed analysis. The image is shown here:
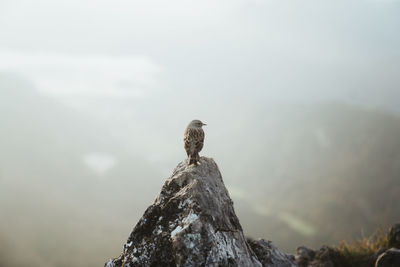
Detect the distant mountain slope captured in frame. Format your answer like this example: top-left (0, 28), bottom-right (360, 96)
top-left (229, 103), bottom-right (400, 251)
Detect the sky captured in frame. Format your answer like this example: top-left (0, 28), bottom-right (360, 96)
top-left (1, 0), bottom-right (400, 113)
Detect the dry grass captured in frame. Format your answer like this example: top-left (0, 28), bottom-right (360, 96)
top-left (333, 229), bottom-right (389, 266)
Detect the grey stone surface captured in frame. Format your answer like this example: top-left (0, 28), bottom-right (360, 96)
top-left (295, 246), bottom-right (315, 267)
top-left (105, 157), bottom-right (297, 267)
top-left (248, 239), bottom-right (297, 267)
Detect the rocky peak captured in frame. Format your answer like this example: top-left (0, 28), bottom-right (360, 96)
top-left (105, 157), bottom-right (297, 267)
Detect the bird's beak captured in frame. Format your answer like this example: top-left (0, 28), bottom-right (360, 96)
top-left (202, 123), bottom-right (207, 126)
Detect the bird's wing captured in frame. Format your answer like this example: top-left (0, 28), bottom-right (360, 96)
top-left (195, 128), bottom-right (204, 153)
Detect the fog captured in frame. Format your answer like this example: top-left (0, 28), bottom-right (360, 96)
top-left (1, 0), bottom-right (400, 266)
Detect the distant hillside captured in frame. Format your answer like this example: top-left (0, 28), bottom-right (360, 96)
top-left (228, 103), bottom-right (400, 251)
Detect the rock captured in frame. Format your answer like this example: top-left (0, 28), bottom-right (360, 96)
top-left (296, 246), bottom-right (345, 267)
top-left (374, 248), bottom-right (387, 261)
top-left (295, 246), bottom-right (315, 267)
top-left (375, 248), bottom-right (400, 267)
top-left (310, 246), bottom-right (337, 267)
top-left (388, 223), bottom-right (400, 249)
top-left (105, 157), bottom-right (297, 267)
top-left (248, 238), bottom-right (297, 267)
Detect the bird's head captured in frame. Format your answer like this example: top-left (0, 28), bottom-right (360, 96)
top-left (188, 119), bottom-right (206, 128)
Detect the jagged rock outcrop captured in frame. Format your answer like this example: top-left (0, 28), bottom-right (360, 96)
top-left (105, 157), bottom-right (297, 267)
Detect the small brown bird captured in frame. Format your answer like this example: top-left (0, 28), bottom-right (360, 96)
top-left (184, 120), bottom-right (206, 165)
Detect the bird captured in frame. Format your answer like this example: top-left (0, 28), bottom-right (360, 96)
top-left (184, 120), bottom-right (206, 165)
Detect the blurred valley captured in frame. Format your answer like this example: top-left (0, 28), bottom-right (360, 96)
top-left (1, 73), bottom-right (399, 266)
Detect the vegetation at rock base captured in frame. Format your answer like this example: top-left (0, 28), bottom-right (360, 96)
top-left (333, 229), bottom-right (389, 266)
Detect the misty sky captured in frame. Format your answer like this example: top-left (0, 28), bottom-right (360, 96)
top-left (1, 0), bottom-right (400, 114)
